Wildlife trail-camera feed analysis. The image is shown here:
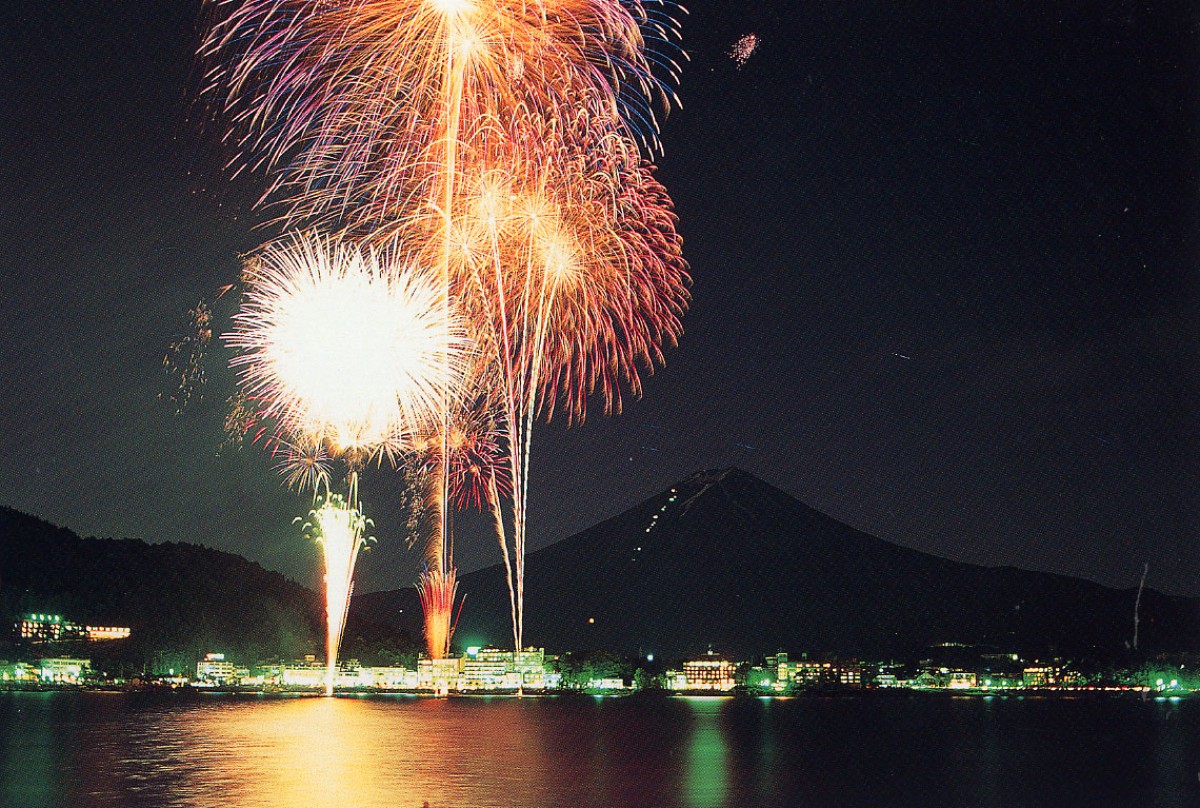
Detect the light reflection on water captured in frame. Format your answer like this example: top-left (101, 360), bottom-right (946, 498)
top-left (2, 692), bottom-right (1199, 807)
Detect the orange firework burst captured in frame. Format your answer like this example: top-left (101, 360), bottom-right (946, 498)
top-left (416, 566), bottom-right (463, 661)
top-left (201, 0), bottom-right (683, 230)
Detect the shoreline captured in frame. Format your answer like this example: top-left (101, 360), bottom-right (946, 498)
top-left (0, 684), bottom-right (1189, 701)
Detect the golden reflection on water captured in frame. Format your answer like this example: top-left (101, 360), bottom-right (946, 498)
top-left (164, 696), bottom-right (571, 807)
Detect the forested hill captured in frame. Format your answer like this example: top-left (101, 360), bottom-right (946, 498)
top-left (0, 507), bottom-right (324, 663)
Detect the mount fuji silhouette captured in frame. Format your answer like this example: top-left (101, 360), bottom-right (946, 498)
top-left (353, 468), bottom-right (1199, 659)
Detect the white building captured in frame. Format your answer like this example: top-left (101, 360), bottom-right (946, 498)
top-left (196, 653), bottom-right (237, 684)
top-left (38, 658), bottom-right (90, 683)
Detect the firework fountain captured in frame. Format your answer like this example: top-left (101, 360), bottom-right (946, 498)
top-left (300, 494), bottom-right (373, 695)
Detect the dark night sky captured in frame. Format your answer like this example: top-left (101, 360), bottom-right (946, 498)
top-left (1, 1), bottom-right (1197, 597)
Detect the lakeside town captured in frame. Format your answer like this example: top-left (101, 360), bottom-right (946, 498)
top-left (4, 612), bottom-right (1196, 698)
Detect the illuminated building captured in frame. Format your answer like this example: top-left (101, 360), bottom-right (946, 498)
top-left (418, 656), bottom-right (463, 693)
top-left (587, 677), bottom-right (627, 690)
top-left (38, 658), bottom-right (91, 683)
top-left (362, 666), bottom-right (420, 689)
top-left (1023, 665), bottom-right (1058, 687)
top-left (281, 654), bottom-right (328, 687)
top-left (276, 655), bottom-right (395, 689)
top-left (459, 647), bottom-right (515, 690)
top-left (196, 653), bottom-right (237, 684)
top-left (947, 671), bottom-right (977, 689)
top-left (19, 614), bottom-right (69, 642)
top-left (764, 652), bottom-right (862, 688)
top-left (765, 652), bottom-right (789, 683)
top-left (792, 658), bottom-right (833, 684)
top-left (680, 650), bottom-right (736, 691)
top-left (18, 613), bottom-right (130, 644)
top-left (513, 648), bottom-right (547, 689)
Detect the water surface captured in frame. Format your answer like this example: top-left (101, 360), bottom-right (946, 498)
top-left (1, 691), bottom-right (1197, 806)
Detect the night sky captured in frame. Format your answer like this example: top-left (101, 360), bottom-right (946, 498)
top-left (2, 1), bottom-right (1196, 597)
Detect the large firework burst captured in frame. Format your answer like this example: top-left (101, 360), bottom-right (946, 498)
top-left (226, 234), bottom-right (470, 456)
top-left (200, 0), bottom-right (683, 229)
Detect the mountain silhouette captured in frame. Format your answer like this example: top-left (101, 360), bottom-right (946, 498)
top-left (354, 468), bottom-right (1200, 659)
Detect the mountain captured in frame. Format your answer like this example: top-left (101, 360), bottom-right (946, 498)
top-left (353, 468), bottom-right (1200, 659)
top-left (0, 507), bottom-right (416, 667)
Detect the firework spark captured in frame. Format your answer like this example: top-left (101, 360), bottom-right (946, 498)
top-left (273, 436), bottom-right (333, 497)
top-left (160, 301), bottom-right (212, 414)
top-left (226, 234), bottom-right (470, 457)
top-left (300, 493), bottom-right (373, 695)
top-left (416, 566), bottom-right (462, 662)
top-left (201, 0), bottom-right (684, 229)
top-left (728, 33), bottom-right (760, 69)
top-left (410, 401), bottom-right (512, 513)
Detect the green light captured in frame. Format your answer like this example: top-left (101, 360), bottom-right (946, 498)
top-left (685, 701), bottom-right (729, 805)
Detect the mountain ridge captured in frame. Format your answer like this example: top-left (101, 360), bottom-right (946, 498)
top-left (353, 467), bottom-right (1200, 658)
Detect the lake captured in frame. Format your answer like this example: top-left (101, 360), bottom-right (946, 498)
top-left (1, 691), bottom-right (1197, 806)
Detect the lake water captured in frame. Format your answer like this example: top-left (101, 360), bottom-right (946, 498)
top-left (1, 691), bottom-right (1197, 806)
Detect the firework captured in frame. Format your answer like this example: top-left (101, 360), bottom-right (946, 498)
top-left (160, 301), bottom-right (212, 414)
top-left (728, 33), bottom-right (760, 69)
top-left (300, 493), bottom-right (374, 695)
top-left (410, 399), bottom-right (512, 513)
top-left (407, 397), bottom-right (517, 654)
top-left (416, 118), bottom-right (689, 650)
top-left (202, 0), bottom-right (688, 660)
top-left (226, 234), bottom-right (470, 457)
top-left (273, 435), bottom-right (333, 497)
top-left (201, 0), bottom-right (684, 230)
top-left (416, 566), bottom-right (462, 664)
